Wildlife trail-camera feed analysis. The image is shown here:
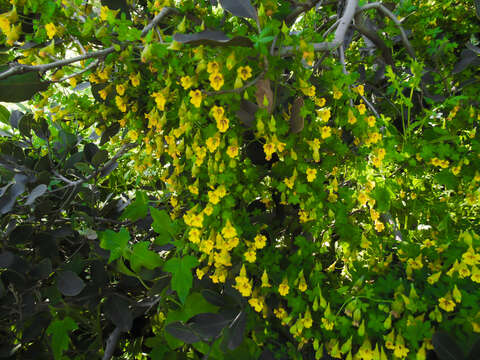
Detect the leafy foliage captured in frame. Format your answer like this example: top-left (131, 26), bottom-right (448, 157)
top-left (0, 0), bottom-right (480, 359)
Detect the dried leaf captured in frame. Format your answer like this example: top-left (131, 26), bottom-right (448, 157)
top-left (289, 97), bottom-right (304, 133)
top-left (255, 79), bottom-right (273, 114)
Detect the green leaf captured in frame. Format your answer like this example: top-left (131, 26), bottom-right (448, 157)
top-left (0, 67), bottom-right (49, 102)
top-left (99, 228), bottom-right (130, 263)
top-left (163, 256), bottom-right (198, 304)
top-left (46, 317), bottom-right (78, 360)
top-left (130, 241), bottom-right (162, 273)
top-left (0, 105), bottom-right (9, 125)
top-left (150, 206), bottom-right (175, 237)
top-left (120, 191), bottom-right (149, 221)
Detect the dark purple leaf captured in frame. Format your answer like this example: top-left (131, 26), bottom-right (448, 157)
top-left (173, 30), bottom-right (252, 47)
top-left (165, 322), bottom-right (201, 344)
top-left (104, 295), bottom-right (133, 332)
top-left (432, 332), bottom-right (464, 360)
top-left (57, 270), bottom-right (85, 297)
top-left (219, 0), bottom-right (257, 19)
top-left (187, 313), bottom-right (230, 340)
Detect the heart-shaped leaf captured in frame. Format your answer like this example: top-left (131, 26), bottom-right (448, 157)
top-left (57, 270), bottom-right (85, 297)
top-left (187, 313), bottom-right (230, 340)
top-left (173, 30), bottom-right (252, 47)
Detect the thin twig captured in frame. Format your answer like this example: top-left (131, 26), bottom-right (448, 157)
top-left (50, 143), bottom-right (137, 193)
top-left (140, 7), bottom-right (179, 37)
top-left (359, 93), bottom-right (380, 118)
top-left (51, 59), bottom-right (100, 83)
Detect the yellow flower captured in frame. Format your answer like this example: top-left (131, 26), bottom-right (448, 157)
top-left (263, 142), bottom-right (276, 160)
top-left (303, 309), bottom-right (313, 328)
top-left (316, 107), bottom-right (331, 122)
top-left (333, 86), bottom-right (343, 99)
top-left (152, 91), bottom-right (166, 111)
top-left (211, 106), bottom-right (225, 122)
top-left (358, 192), bottom-right (369, 206)
top-left (207, 61), bottom-right (220, 74)
top-left (69, 77), bottom-right (77, 88)
top-left (348, 109), bottom-right (357, 125)
top-left (315, 97), bottom-right (326, 107)
top-left (189, 228), bottom-right (201, 244)
top-left (438, 297), bottom-right (455, 312)
top-left (115, 96), bottom-right (127, 112)
top-left (180, 75), bottom-right (193, 90)
top-left (116, 83), bottom-right (126, 96)
top-left (203, 204), bottom-right (214, 216)
top-left (298, 275), bottom-right (307, 292)
top-left (306, 168), bottom-right (317, 182)
top-left (261, 270), bottom-right (271, 287)
top-left (321, 126), bottom-right (331, 139)
top-left (393, 344), bottom-right (409, 358)
top-left (249, 296), bottom-right (264, 312)
top-left (206, 135), bottom-right (220, 152)
top-left (302, 85), bottom-right (316, 97)
top-left (129, 72), bottom-right (141, 87)
top-left (471, 266), bottom-right (480, 283)
top-left (208, 190), bottom-right (221, 205)
top-left (234, 267), bottom-right (252, 297)
top-left (100, 6), bottom-right (110, 21)
top-left (254, 234), bottom-right (267, 249)
top-left (221, 220), bottom-right (237, 239)
top-left (357, 103), bottom-right (366, 115)
top-left (216, 116), bottom-right (229, 133)
top-left (5, 23), bottom-right (21, 45)
top-left (354, 84), bottom-right (365, 96)
top-left (367, 116), bottom-right (376, 127)
top-left (45, 23), bottom-right (56, 39)
top-left (284, 177), bottom-right (294, 189)
top-left (227, 145), bottom-right (239, 158)
top-left (197, 267), bottom-right (209, 280)
top-left (237, 66), bottom-right (252, 81)
top-left (244, 248), bottom-right (256, 263)
top-left (374, 220), bottom-right (384, 232)
top-left (99, 88), bottom-right (109, 100)
top-left (279, 277), bottom-right (289, 296)
top-left (209, 72), bottom-right (224, 91)
top-left (189, 89), bottom-right (202, 108)
top-left (427, 271), bottom-right (441, 285)
top-left (274, 307), bottom-right (287, 320)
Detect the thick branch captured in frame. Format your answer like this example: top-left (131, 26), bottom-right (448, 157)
top-left (0, 7), bottom-right (179, 81)
top-left (102, 327), bottom-right (122, 360)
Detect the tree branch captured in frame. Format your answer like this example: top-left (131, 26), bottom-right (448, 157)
top-left (102, 327), bottom-right (122, 360)
top-left (280, 0), bottom-right (358, 57)
top-left (140, 7), bottom-right (179, 37)
top-left (0, 47), bottom-right (116, 80)
top-left (0, 7), bottom-right (179, 81)
top-left (356, 2), bottom-right (415, 59)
